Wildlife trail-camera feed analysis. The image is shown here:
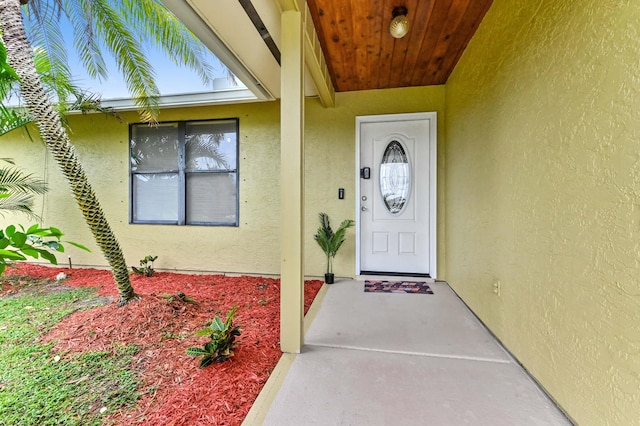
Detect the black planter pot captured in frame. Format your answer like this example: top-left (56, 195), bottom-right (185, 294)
top-left (324, 273), bottom-right (335, 284)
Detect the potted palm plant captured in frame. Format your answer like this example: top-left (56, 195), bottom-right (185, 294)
top-left (314, 212), bottom-right (354, 284)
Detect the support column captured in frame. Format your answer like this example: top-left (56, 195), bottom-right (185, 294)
top-left (280, 9), bottom-right (305, 353)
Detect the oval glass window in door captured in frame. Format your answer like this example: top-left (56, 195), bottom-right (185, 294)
top-left (380, 140), bottom-right (410, 214)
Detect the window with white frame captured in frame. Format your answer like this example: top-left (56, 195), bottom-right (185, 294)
top-left (130, 119), bottom-right (239, 226)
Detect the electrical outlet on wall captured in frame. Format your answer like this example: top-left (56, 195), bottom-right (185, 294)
top-left (493, 279), bottom-right (501, 297)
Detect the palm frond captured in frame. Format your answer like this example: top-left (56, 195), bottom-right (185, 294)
top-left (0, 167), bottom-right (47, 194)
top-left (320, 212), bottom-right (333, 237)
top-left (0, 104), bottom-right (33, 137)
top-left (0, 39), bottom-right (113, 132)
top-left (0, 191), bottom-right (41, 220)
top-left (0, 39), bottom-right (19, 101)
top-left (90, 0), bottom-right (159, 121)
top-left (66, 89), bottom-right (120, 119)
top-left (0, 39), bottom-right (85, 127)
top-left (120, 0), bottom-right (216, 87)
top-left (33, 46), bottom-right (77, 102)
top-left (65, 0), bottom-right (107, 80)
top-left (22, 0), bottom-right (64, 27)
top-left (0, 72), bottom-right (18, 104)
top-left (23, 5), bottom-right (73, 102)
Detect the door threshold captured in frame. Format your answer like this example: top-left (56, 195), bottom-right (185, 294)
top-left (360, 271), bottom-right (431, 278)
top-left (358, 272), bottom-right (434, 283)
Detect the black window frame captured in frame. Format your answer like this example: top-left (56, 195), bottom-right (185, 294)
top-left (129, 118), bottom-right (240, 226)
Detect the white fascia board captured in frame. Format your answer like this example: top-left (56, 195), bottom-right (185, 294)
top-left (100, 89), bottom-right (261, 111)
top-left (107, 89), bottom-right (261, 110)
top-left (63, 89), bottom-right (262, 116)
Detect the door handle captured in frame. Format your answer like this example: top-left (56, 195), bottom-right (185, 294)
top-left (361, 205), bottom-right (368, 211)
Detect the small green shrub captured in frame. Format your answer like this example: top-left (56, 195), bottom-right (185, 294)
top-left (186, 306), bottom-right (241, 368)
top-left (161, 331), bottom-right (187, 340)
top-left (160, 292), bottom-right (195, 303)
top-left (131, 255), bottom-right (157, 277)
top-left (314, 212), bottom-right (354, 274)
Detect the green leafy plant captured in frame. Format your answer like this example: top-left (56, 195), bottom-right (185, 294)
top-left (131, 255), bottom-right (157, 277)
top-left (314, 212), bottom-right (355, 275)
top-left (0, 160), bottom-right (47, 220)
top-left (0, 224), bottom-right (89, 275)
top-left (161, 332), bottom-right (187, 340)
top-left (186, 306), bottom-right (241, 368)
top-left (160, 292), bottom-right (195, 303)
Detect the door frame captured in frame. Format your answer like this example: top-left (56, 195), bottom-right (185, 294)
top-left (355, 112), bottom-right (437, 278)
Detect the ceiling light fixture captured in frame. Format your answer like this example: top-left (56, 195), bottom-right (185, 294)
top-left (390, 6), bottom-right (409, 39)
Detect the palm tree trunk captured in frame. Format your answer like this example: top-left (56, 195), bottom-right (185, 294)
top-left (0, 0), bottom-right (137, 305)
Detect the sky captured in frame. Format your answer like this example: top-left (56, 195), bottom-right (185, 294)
top-left (69, 50), bottom-right (229, 99)
top-left (67, 45), bottom-right (232, 99)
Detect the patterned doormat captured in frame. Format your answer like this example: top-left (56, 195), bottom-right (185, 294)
top-left (364, 280), bottom-right (433, 294)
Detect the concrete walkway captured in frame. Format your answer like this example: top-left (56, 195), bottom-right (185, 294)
top-left (244, 279), bottom-right (572, 425)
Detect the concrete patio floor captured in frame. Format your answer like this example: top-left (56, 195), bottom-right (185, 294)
top-left (244, 279), bottom-right (573, 425)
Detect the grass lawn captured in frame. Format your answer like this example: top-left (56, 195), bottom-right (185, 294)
top-left (0, 277), bottom-right (139, 425)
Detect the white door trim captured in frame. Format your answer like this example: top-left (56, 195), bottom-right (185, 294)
top-left (355, 112), bottom-right (437, 278)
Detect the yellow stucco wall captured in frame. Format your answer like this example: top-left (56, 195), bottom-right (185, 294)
top-left (1, 85), bottom-right (445, 278)
top-left (445, 0), bottom-right (640, 424)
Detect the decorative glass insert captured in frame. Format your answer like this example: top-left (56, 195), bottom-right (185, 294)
top-left (380, 141), bottom-right (410, 214)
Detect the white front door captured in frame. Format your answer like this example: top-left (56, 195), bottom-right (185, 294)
top-left (357, 113), bottom-right (437, 277)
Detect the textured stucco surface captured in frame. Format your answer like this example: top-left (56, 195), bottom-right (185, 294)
top-left (0, 86), bottom-right (445, 278)
top-left (445, 0), bottom-right (640, 424)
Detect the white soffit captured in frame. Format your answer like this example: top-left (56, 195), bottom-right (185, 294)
top-left (240, 0), bottom-right (318, 97)
top-left (160, 0), bottom-right (271, 100)
top-left (177, 0), bottom-right (281, 99)
top-left (245, 0), bottom-right (318, 96)
top-left (163, 0), bottom-right (318, 101)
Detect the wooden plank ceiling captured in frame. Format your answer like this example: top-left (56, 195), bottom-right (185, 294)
top-left (306, 0), bottom-right (494, 92)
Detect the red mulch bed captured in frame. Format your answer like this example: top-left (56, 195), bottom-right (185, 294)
top-left (3, 263), bottom-right (323, 425)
